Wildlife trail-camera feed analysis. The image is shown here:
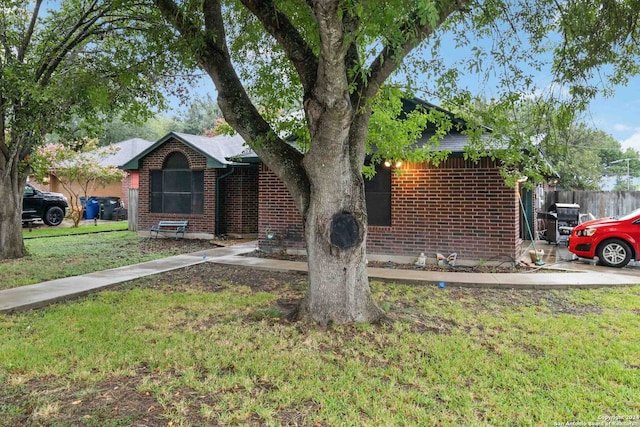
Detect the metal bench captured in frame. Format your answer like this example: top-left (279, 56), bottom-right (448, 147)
top-left (150, 220), bottom-right (188, 239)
top-left (22, 209), bottom-right (39, 231)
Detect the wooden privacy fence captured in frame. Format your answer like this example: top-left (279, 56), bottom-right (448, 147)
top-left (544, 190), bottom-right (640, 219)
top-left (128, 188), bottom-right (138, 231)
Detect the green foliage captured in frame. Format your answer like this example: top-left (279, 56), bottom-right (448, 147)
top-left (1, 0), bottom-right (197, 258)
top-left (554, 0), bottom-right (640, 99)
top-left (457, 97), bottom-right (640, 190)
top-left (606, 151), bottom-right (640, 190)
top-left (366, 86), bottom-right (452, 169)
top-left (459, 98), bottom-right (558, 187)
top-left (175, 93), bottom-right (223, 135)
top-left (154, 0), bottom-right (640, 190)
top-left (2, 1), bottom-right (189, 154)
top-left (48, 114), bottom-right (184, 146)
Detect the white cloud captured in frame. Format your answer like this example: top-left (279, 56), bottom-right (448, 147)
top-left (620, 131), bottom-right (640, 152)
top-left (613, 123), bottom-right (633, 132)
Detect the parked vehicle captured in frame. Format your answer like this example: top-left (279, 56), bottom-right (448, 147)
top-left (568, 208), bottom-right (640, 268)
top-left (22, 183), bottom-right (68, 226)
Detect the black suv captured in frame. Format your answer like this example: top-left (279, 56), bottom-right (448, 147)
top-left (23, 183), bottom-right (68, 226)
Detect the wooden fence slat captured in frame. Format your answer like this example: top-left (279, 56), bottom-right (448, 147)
top-left (543, 191), bottom-right (640, 219)
top-left (128, 188), bottom-right (138, 231)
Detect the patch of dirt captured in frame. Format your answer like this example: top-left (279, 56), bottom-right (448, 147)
top-left (139, 237), bottom-right (215, 254)
top-left (137, 261), bottom-right (599, 320)
top-left (137, 237), bottom-right (256, 256)
top-left (139, 262), bottom-right (307, 295)
top-left (1, 376), bottom-right (167, 427)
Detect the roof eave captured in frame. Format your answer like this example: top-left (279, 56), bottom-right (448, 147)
top-left (122, 131), bottom-right (233, 170)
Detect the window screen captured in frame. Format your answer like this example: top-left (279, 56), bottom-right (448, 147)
top-left (364, 165), bottom-right (391, 226)
top-left (150, 152), bottom-right (204, 214)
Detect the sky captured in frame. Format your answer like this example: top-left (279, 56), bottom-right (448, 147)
top-left (166, 22), bottom-right (640, 157)
top-left (588, 90), bottom-right (640, 152)
top-left (172, 72), bottom-right (640, 153)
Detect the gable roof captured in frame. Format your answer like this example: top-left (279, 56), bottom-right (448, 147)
top-left (403, 98), bottom-right (495, 153)
top-left (97, 138), bottom-right (155, 168)
top-left (120, 131), bottom-right (255, 170)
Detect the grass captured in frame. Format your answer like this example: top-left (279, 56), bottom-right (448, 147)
top-left (1, 258), bottom-right (639, 425)
top-left (1, 225), bottom-right (209, 290)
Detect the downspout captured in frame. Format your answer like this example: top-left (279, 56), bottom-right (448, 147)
top-left (518, 181), bottom-right (544, 266)
top-left (215, 167), bottom-right (236, 236)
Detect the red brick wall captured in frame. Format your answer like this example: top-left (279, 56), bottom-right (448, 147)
top-left (138, 140), bottom-right (216, 235)
top-left (258, 163), bottom-right (305, 251)
top-left (258, 158), bottom-right (522, 262)
top-left (220, 167), bottom-right (258, 235)
top-left (368, 157), bottom-right (520, 261)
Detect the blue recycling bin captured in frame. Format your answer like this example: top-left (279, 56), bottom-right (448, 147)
top-left (84, 197), bottom-right (100, 219)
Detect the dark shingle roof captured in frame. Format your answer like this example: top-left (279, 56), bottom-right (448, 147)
top-left (120, 132), bottom-right (256, 169)
top-left (97, 138), bottom-right (155, 168)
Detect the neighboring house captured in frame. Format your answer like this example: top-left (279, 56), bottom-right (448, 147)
top-left (121, 132), bottom-right (258, 239)
top-left (46, 138), bottom-right (154, 209)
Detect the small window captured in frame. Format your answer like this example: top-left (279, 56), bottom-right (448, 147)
top-left (364, 165), bottom-right (391, 226)
top-left (150, 152), bottom-right (204, 214)
top-left (165, 152), bottom-right (190, 169)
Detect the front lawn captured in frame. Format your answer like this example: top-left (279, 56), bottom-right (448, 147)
top-left (1, 263), bottom-right (638, 426)
top-left (1, 227), bottom-right (211, 290)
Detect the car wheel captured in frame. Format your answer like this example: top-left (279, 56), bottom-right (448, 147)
top-left (597, 239), bottom-right (632, 268)
top-left (43, 206), bottom-right (65, 226)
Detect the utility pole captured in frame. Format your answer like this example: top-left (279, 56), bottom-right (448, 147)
top-left (609, 158), bottom-right (634, 190)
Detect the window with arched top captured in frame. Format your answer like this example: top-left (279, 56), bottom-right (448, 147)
top-left (150, 152), bottom-right (204, 214)
top-left (164, 152), bottom-right (190, 169)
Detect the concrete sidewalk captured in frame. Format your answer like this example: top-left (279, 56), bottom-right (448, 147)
top-left (2, 241), bottom-right (639, 314)
top-left (0, 243), bottom-right (254, 314)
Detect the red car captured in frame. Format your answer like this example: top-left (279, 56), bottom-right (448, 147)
top-left (569, 208), bottom-right (640, 268)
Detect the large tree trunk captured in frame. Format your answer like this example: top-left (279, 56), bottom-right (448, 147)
top-left (299, 162), bottom-right (385, 325)
top-left (155, 0), bottom-right (385, 324)
top-left (298, 95), bottom-right (385, 325)
top-left (0, 168), bottom-right (27, 259)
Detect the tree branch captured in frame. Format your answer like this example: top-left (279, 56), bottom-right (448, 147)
top-left (154, 0), bottom-right (311, 214)
top-left (239, 0), bottom-right (318, 97)
top-left (17, 0), bottom-right (43, 61)
top-left (0, 95), bottom-right (8, 159)
top-left (35, 2), bottom-right (105, 85)
top-left (362, 0), bottom-right (469, 100)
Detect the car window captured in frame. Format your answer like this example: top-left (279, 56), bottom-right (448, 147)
top-left (24, 185), bottom-right (34, 196)
top-left (619, 208), bottom-right (640, 221)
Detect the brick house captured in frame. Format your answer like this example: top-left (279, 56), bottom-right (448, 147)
top-left (243, 101), bottom-right (538, 265)
top-left (122, 132), bottom-right (258, 239)
top-left (126, 106), bottom-right (540, 265)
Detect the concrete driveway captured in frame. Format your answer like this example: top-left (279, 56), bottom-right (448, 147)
top-left (532, 240), bottom-right (640, 277)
